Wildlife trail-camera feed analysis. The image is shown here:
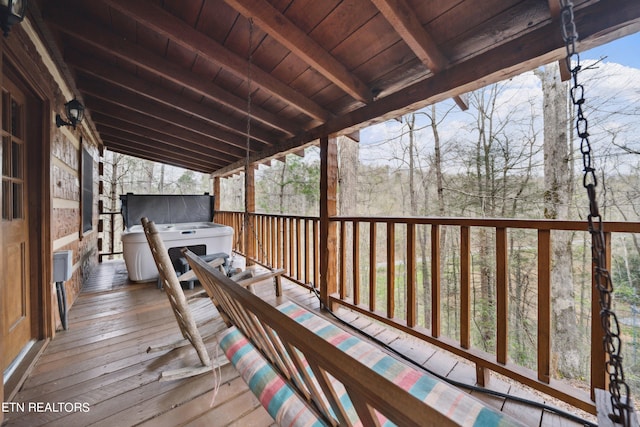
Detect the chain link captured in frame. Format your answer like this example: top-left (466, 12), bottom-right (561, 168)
top-left (560, 1), bottom-right (633, 425)
top-left (234, 19), bottom-right (271, 269)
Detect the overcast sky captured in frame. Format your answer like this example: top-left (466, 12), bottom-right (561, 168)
top-left (359, 30), bottom-right (640, 174)
top-left (583, 32), bottom-right (640, 68)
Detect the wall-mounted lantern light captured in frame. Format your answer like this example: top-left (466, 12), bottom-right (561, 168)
top-left (0, 0), bottom-right (27, 37)
top-left (56, 98), bottom-right (85, 129)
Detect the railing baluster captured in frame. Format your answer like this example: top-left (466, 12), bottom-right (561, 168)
top-left (304, 219), bottom-right (312, 284)
top-left (353, 221), bottom-right (360, 306)
top-left (387, 222), bottom-right (395, 319)
top-left (297, 218), bottom-right (303, 281)
top-left (289, 218), bottom-right (295, 278)
top-left (314, 219), bottom-right (319, 288)
top-left (538, 229), bottom-right (551, 383)
top-left (406, 223), bottom-right (416, 327)
top-left (496, 227), bottom-right (508, 365)
top-left (369, 222), bottom-right (377, 312)
top-left (340, 220), bottom-right (347, 300)
top-left (591, 231), bottom-right (611, 398)
top-left (431, 224), bottom-right (440, 338)
top-left (460, 226), bottom-right (471, 349)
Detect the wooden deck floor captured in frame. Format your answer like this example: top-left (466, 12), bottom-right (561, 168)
top-left (3, 260), bottom-right (596, 427)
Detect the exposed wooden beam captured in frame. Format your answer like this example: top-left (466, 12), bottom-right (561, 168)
top-left (548, 0), bottom-right (571, 81)
top-left (370, 0), bottom-right (468, 109)
top-left (103, 139), bottom-right (215, 173)
top-left (345, 131), bottom-right (360, 143)
top-left (95, 121), bottom-right (230, 166)
top-left (101, 134), bottom-right (221, 170)
top-left (45, 8), bottom-right (298, 137)
top-left (370, 0), bottom-right (447, 72)
top-left (85, 97), bottom-right (245, 160)
top-left (100, 0), bottom-right (332, 122)
top-left (66, 51), bottom-right (278, 146)
top-left (224, 0), bottom-right (372, 104)
top-left (214, 0), bottom-right (640, 176)
top-left (77, 75), bottom-right (262, 153)
top-left (453, 92), bottom-right (469, 111)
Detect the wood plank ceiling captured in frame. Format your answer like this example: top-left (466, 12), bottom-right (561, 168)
top-left (33, 0), bottom-right (640, 175)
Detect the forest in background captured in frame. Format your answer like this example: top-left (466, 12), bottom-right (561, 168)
top-left (103, 59), bottom-right (640, 398)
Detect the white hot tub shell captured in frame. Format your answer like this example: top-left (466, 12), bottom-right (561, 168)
top-left (122, 222), bottom-right (234, 282)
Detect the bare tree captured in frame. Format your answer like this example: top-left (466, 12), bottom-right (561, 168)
top-left (535, 62), bottom-right (581, 378)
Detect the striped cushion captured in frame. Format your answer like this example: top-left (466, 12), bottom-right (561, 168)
top-left (218, 326), bottom-right (327, 427)
top-left (277, 301), bottom-right (520, 427)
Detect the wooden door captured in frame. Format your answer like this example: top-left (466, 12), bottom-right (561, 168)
top-left (1, 76), bottom-right (32, 371)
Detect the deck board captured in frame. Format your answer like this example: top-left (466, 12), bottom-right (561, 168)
top-left (4, 260), bottom-right (595, 426)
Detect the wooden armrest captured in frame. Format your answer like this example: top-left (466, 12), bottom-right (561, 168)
top-left (236, 268), bottom-right (284, 287)
top-left (177, 257), bottom-right (226, 282)
top-left (236, 268), bottom-right (284, 296)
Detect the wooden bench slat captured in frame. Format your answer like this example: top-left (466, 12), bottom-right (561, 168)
top-left (185, 249), bottom-right (522, 427)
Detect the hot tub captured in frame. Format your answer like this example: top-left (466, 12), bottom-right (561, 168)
top-left (121, 221), bottom-right (234, 282)
top-left (119, 193), bottom-right (234, 282)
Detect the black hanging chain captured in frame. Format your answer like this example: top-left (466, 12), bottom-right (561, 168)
top-left (560, 2), bottom-right (633, 425)
top-left (237, 18), bottom-right (270, 267)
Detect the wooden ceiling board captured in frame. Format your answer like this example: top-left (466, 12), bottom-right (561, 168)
top-left (405, 0), bottom-right (465, 27)
top-left (423, 0), bottom-right (525, 47)
top-left (190, 55), bottom-right (224, 85)
top-left (87, 98), bottom-right (246, 160)
top-left (33, 0), bottom-right (640, 174)
top-left (330, 14), bottom-right (405, 80)
top-left (96, 126), bottom-right (228, 168)
top-left (165, 40), bottom-right (200, 75)
top-left (98, 130), bottom-right (235, 167)
top-left (162, 0), bottom-right (204, 27)
top-left (356, 44), bottom-right (427, 96)
top-left (308, 0), bottom-right (380, 53)
top-left (443, 1), bottom-right (552, 64)
top-left (367, 57), bottom-right (430, 100)
top-left (196, 0), bottom-right (239, 42)
top-left (280, 0), bottom-right (340, 35)
top-left (103, 139), bottom-right (218, 173)
top-left (78, 77), bottom-right (259, 155)
top-left (251, 30), bottom-right (294, 74)
top-left (106, 5), bottom-right (143, 46)
top-left (356, 31), bottom-right (423, 77)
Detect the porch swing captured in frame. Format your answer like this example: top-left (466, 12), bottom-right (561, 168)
top-left (560, 1), bottom-right (637, 426)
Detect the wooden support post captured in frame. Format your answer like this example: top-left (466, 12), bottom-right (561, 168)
top-left (213, 176), bottom-right (221, 214)
top-left (320, 136), bottom-right (338, 309)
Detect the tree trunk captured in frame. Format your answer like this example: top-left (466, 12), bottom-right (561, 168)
top-left (535, 62), bottom-right (581, 378)
top-left (339, 136), bottom-right (359, 297)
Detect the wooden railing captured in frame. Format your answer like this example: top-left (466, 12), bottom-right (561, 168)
top-left (216, 211), bottom-right (640, 414)
top-left (216, 211), bottom-right (320, 289)
top-left (98, 211), bottom-right (123, 262)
